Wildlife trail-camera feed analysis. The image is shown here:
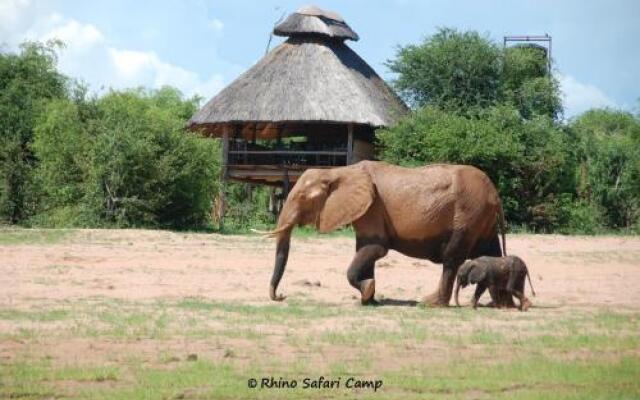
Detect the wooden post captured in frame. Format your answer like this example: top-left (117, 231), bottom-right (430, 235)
top-left (222, 127), bottom-right (230, 178)
top-left (219, 126), bottom-right (230, 230)
top-left (347, 123), bottom-right (354, 165)
top-left (283, 170), bottom-right (290, 198)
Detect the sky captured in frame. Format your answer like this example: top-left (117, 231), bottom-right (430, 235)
top-left (1, 0), bottom-right (639, 118)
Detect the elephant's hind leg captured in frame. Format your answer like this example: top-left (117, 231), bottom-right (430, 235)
top-left (347, 244), bottom-right (387, 305)
top-left (423, 231), bottom-right (470, 307)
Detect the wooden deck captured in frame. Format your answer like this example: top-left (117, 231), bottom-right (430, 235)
top-left (226, 164), bottom-right (337, 186)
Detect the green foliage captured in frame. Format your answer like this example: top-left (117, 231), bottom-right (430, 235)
top-left (0, 41), bottom-right (69, 223)
top-left (221, 183), bottom-right (274, 232)
top-left (388, 29), bottom-right (561, 121)
top-left (377, 105), bottom-right (575, 231)
top-left (30, 87), bottom-right (218, 229)
top-left (31, 99), bottom-right (91, 221)
top-left (387, 28), bottom-right (502, 111)
top-left (502, 45), bottom-right (561, 119)
top-left (1, 38), bottom-right (638, 235)
top-left (502, 45), bottom-right (548, 87)
top-left (570, 109), bottom-right (640, 230)
top-left (380, 27), bottom-right (640, 233)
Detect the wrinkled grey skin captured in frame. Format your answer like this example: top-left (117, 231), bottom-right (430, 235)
top-left (454, 256), bottom-right (535, 311)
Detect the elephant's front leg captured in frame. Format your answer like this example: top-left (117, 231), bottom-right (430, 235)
top-left (346, 244), bottom-right (387, 305)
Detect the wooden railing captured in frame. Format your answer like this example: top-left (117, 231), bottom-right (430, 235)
top-left (228, 149), bottom-right (348, 167)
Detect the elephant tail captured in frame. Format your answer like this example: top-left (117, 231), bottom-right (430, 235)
top-left (498, 202), bottom-right (507, 256)
top-left (526, 268), bottom-right (536, 297)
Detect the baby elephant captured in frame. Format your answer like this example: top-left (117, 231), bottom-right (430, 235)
top-left (454, 256), bottom-right (536, 311)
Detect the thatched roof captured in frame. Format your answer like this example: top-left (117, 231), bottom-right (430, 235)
top-left (189, 6), bottom-right (408, 138)
top-left (273, 5), bottom-right (359, 41)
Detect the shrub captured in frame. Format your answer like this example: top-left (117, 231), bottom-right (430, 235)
top-left (377, 105), bottom-right (575, 231)
top-left (570, 109), bottom-right (640, 230)
top-left (0, 41), bottom-right (68, 223)
top-left (30, 87), bottom-right (219, 229)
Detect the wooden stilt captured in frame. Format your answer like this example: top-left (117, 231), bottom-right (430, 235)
top-left (219, 126), bottom-right (230, 230)
top-left (347, 123), bottom-right (354, 165)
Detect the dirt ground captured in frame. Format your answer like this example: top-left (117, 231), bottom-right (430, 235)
top-left (1, 229), bottom-right (639, 399)
top-left (2, 230), bottom-right (639, 308)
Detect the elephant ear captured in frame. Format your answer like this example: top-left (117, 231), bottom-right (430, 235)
top-left (317, 167), bottom-right (375, 233)
top-left (468, 263), bottom-right (487, 284)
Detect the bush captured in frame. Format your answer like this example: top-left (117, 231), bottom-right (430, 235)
top-left (377, 105), bottom-right (576, 231)
top-left (0, 41), bottom-right (69, 223)
top-left (570, 109), bottom-right (640, 230)
top-left (221, 184), bottom-right (275, 232)
top-left (554, 196), bottom-right (606, 235)
top-left (30, 87), bottom-right (219, 229)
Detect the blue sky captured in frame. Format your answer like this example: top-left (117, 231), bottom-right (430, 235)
top-left (2, 0), bottom-right (638, 117)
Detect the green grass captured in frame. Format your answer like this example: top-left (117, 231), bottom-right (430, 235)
top-left (175, 297), bottom-right (343, 321)
top-left (380, 357), bottom-right (640, 400)
top-left (0, 308), bottom-right (70, 322)
top-left (3, 355), bottom-right (638, 399)
top-left (2, 297), bottom-right (639, 399)
top-left (0, 228), bottom-right (73, 244)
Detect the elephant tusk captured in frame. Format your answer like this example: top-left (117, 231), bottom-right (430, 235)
top-left (251, 226), bottom-right (290, 238)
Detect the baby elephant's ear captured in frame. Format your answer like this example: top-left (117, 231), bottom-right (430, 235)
top-left (468, 262), bottom-right (487, 284)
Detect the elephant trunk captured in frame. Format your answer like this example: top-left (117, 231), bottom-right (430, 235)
top-left (270, 230), bottom-right (291, 301)
top-left (454, 280), bottom-right (462, 307)
top-left (269, 199), bottom-right (298, 302)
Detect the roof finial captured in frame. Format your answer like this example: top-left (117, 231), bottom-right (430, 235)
top-left (273, 5), bottom-right (359, 41)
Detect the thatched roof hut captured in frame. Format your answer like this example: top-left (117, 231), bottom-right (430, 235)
top-left (189, 5), bottom-right (407, 186)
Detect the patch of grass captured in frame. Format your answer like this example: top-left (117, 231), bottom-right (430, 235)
top-left (0, 308), bottom-right (70, 322)
top-left (0, 360), bottom-right (58, 399)
top-left (3, 294), bottom-right (639, 399)
top-left (0, 327), bottom-right (41, 341)
top-left (4, 356), bottom-right (638, 400)
top-left (96, 309), bottom-right (169, 339)
top-left (382, 357), bottom-right (640, 399)
top-left (470, 328), bottom-right (506, 345)
top-left (0, 228), bottom-right (72, 245)
top-left (593, 310), bottom-right (640, 330)
top-left (532, 332), bottom-right (640, 352)
top-left (175, 297), bottom-right (342, 321)
top-left (54, 365), bottom-right (120, 382)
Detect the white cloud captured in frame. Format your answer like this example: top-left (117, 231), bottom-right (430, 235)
top-left (1, 4), bottom-right (225, 99)
top-left (558, 74), bottom-right (618, 117)
top-left (108, 47), bottom-right (225, 96)
top-left (208, 18), bottom-right (224, 32)
top-left (0, 0), bottom-right (34, 43)
top-left (40, 18), bottom-right (104, 48)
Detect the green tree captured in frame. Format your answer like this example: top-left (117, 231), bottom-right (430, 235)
top-left (387, 28), bottom-right (561, 120)
top-left (502, 45), bottom-right (561, 119)
top-left (571, 109), bottom-right (640, 230)
top-left (31, 86), bottom-right (220, 229)
top-left (387, 28), bottom-right (502, 111)
top-left (30, 98), bottom-right (92, 225)
top-left (84, 87), bottom-right (218, 228)
top-left (377, 105), bottom-right (575, 231)
top-left (0, 41), bottom-right (69, 223)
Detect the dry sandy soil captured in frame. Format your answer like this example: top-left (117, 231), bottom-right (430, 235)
top-left (1, 229), bottom-right (639, 399)
top-left (2, 230), bottom-right (639, 308)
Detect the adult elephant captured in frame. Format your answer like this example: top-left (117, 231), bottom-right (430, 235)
top-left (265, 161), bottom-right (506, 306)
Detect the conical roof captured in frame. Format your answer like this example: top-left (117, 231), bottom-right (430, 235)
top-left (189, 6), bottom-right (408, 137)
